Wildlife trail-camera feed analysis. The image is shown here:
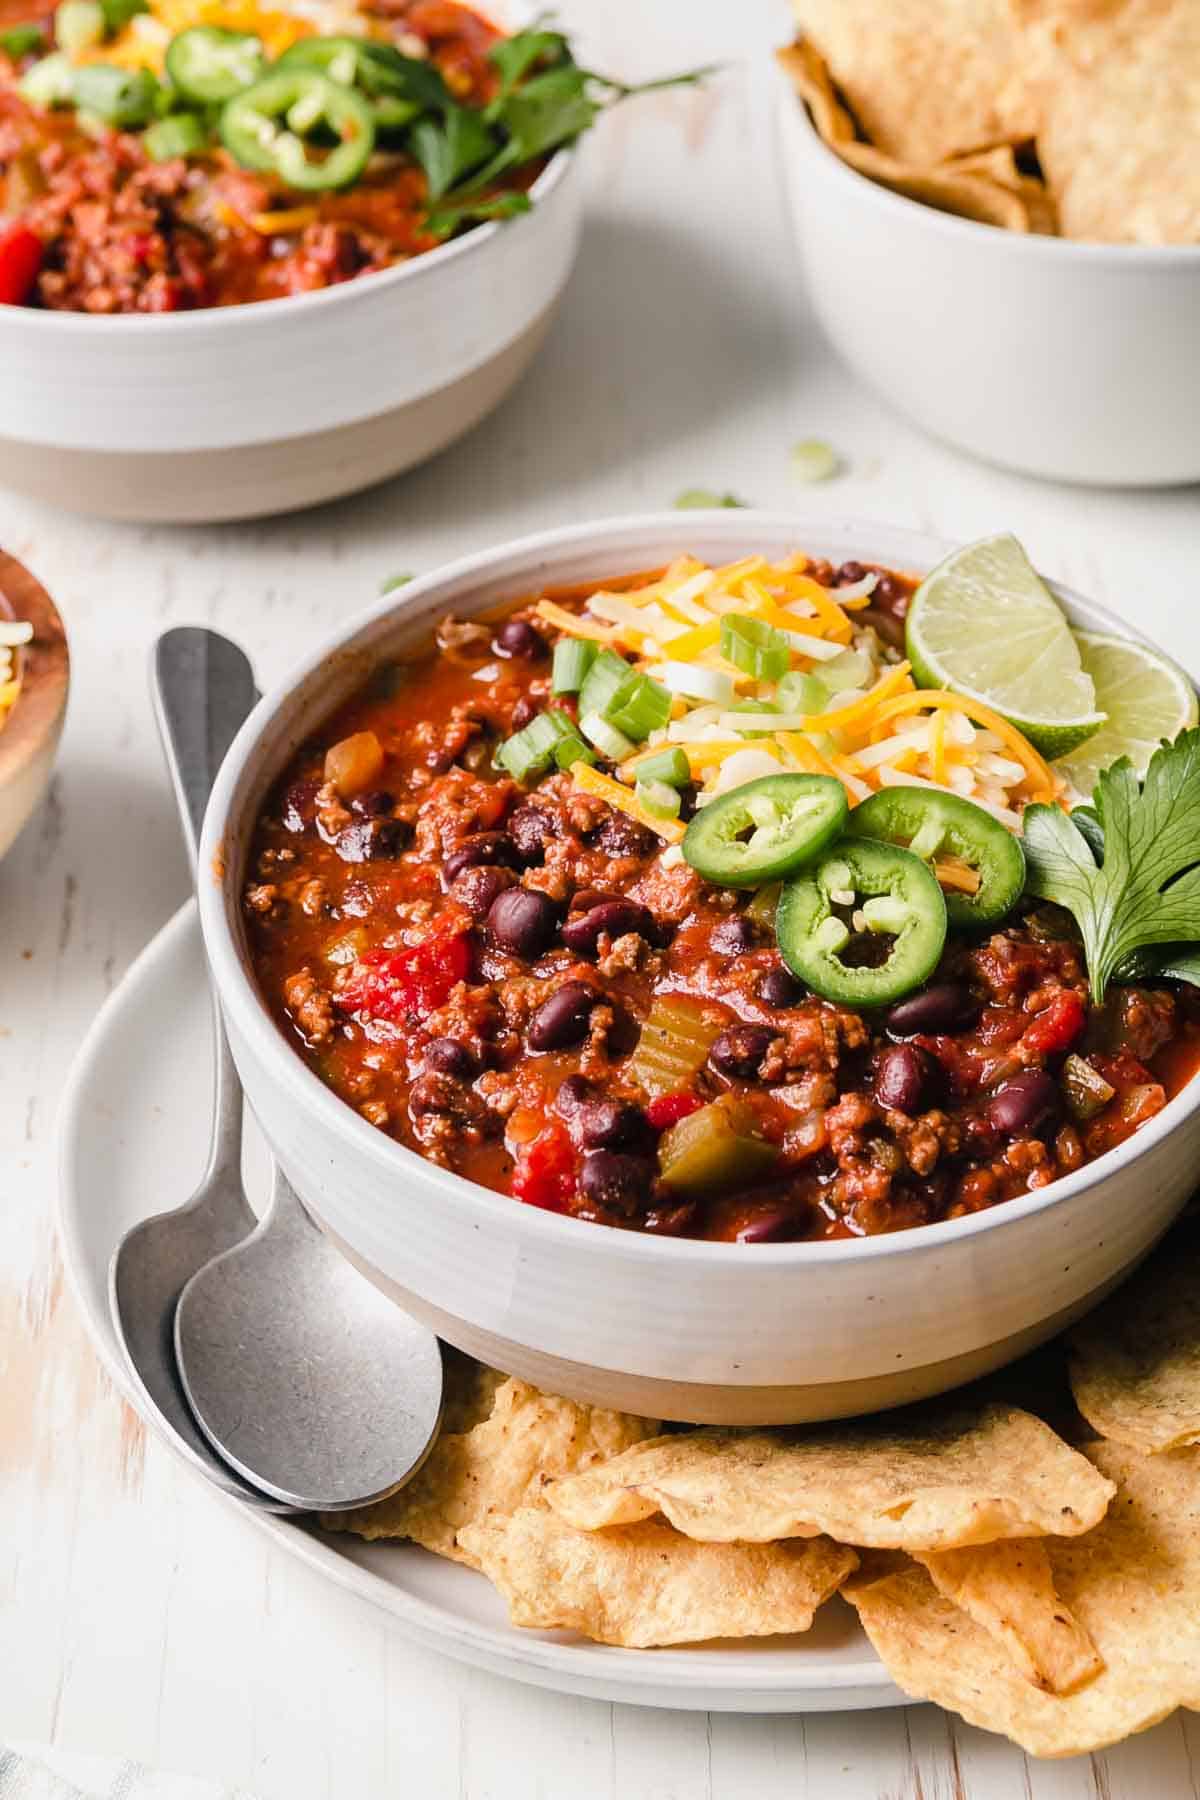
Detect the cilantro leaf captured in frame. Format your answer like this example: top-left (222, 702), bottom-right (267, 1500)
top-left (488, 24), bottom-right (572, 106)
top-left (1023, 729), bottom-right (1200, 1001)
top-left (674, 488), bottom-right (748, 510)
top-left (425, 190), bottom-right (531, 238)
top-left (410, 105), bottom-right (495, 200)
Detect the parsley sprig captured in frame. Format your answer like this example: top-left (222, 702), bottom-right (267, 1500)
top-left (411, 22), bottom-right (715, 236)
top-left (1023, 730), bottom-right (1200, 1002)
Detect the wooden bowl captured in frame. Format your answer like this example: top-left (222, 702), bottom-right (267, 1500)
top-left (0, 551), bottom-right (69, 861)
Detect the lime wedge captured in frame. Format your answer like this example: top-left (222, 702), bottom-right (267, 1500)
top-left (905, 534), bottom-right (1106, 758)
top-left (1052, 631), bottom-right (1198, 799)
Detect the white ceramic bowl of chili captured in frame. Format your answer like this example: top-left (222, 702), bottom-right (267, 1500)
top-left (775, 69), bottom-right (1200, 488)
top-left (198, 511), bottom-right (1200, 1426)
top-left (0, 2), bottom-right (581, 524)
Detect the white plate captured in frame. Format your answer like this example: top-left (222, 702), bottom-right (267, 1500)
top-left (56, 903), bottom-right (903, 1714)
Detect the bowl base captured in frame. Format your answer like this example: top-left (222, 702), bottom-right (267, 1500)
top-left (0, 305), bottom-right (554, 524)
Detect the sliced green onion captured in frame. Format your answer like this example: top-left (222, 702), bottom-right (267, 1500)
top-left (720, 613), bottom-right (790, 683)
top-left (632, 745), bottom-right (690, 788)
top-left (580, 710), bottom-right (636, 762)
top-left (72, 62), bottom-right (158, 125)
top-left (144, 111), bottom-right (206, 159)
top-left (19, 50), bottom-right (74, 105)
top-left (816, 649), bottom-right (873, 694)
top-left (55, 0), bottom-right (103, 52)
top-left (790, 439), bottom-right (840, 483)
top-left (495, 707), bottom-right (577, 782)
top-left (604, 671), bottom-right (671, 742)
top-left (0, 24), bottom-right (45, 57)
top-left (553, 731), bottom-right (596, 770)
top-left (727, 698), bottom-right (780, 738)
top-left (551, 636), bottom-right (596, 695)
top-left (651, 661), bottom-right (735, 706)
top-left (635, 778), bottom-right (682, 820)
top-left (577, 647), bottom-right (632, 719)
top-left (776, 670), bottom-right (825, 715)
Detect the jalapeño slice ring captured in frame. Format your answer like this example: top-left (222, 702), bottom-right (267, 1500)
top-left (776, 837), bottom-right (947, 1007)
top-left (682, 773), bottom-right (848, 890)
top-left (848, 787), bottom-right (1025, 929)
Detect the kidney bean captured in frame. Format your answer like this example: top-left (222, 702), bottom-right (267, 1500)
top-left (987, 1070), bottom-right (1059, 1136)
top-left (495, 618), bottom-right (545, 659)
top-left (281, 779), bottom-right (320, 833)
top-left (606, 1002), bottom-right (641, 1058)
top-left (528, 980), bottom-right (600, 1050)
top-left (709, 1023), bottom-right (777, 1080)
top-left (452, 865), bottom-right (514, 919)
top-left (349, 788), bottom-right (395, 818)
top-left (487, 887), bottom-right (558, 960)
top-left (444, 832), bottom-right (518, 884)
top-left (562, 898), bottom-right (655, 955)
top-left (579, 1150), bottom-right (654, 1216)
top-left (594, 812), bottom-right (655, 859)
top-left (759, 966), bottom-right (804, 1009)
top-left (873, 572), bottom-right (909, 617)
top-left (711, 914), bottom-right (757, 955)
top-left (735, 1208), bottom-right (797, 1244)
top-left (508, 803), bottom-right (555, 865)
top-left (334, 817), bottom-right (410, 864)
top-left (555, 1073), bottom-right (595, 1116)
top-left (424, 1037), bottom-right (476, 1078)
top-left (835, 560), bottom-right (866, 586)
top-left (576, 1099), bottom-right (651, 1152)
top-left (858, 604), bottom-right (906, 652)
top-left (510, 695), bottom-right (540, 731)
top-left (874, 1043), bottom-right (930, 1115)
top-left (887, 983), bottom-right (979, 1036)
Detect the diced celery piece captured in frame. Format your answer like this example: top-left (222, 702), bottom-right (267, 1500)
top-left (658, 1095), bottom-right (777, 1196)
top-left (626, 994), bottom-right (724, 1099)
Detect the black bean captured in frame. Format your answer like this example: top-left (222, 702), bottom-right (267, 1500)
top-left (453, 865), bottom-right (515, 919)
top-left (408, 1071), bottom-right (468, 1118)
top-left (887, 983), bottom-right (979, 1036)
top-left (735, 1208), bottom-right (797, 1244)
top-left (711, 914), bottom-right (757, 955)
top-left (835, 560), bottom-right (866, 586)
top-left (593, 811), bottom-right (655, 860)
top-left (562, 898), bottom-right (655, 955)
top-left (444, 832), bottom-right (519, 884)
top-left (495, 618), bottom-right (545, 659)
top-left (759, 966), bottom-right (804, 1009)
top-left (873, 573), bottom-right (909, 617)
top-left (334, 817), bottom-right (410, 864)
top-left (527, 981), bottom-right (599, 1051)
top-left (874, 1043), bottom-right (930, 1115)
top-left (424, 1037), bottom-right (476, 1078)
top-left (858, 604), bottom-right (906, 652)
top-left (487, 886), bottom-right (558, 960)
top-left (579, 1150), bottom-right (654, 1217)
top-left (605, 1002), bottom-right (641, 1058)
top-left (576, 1099), bottom-right (650, 1152)
top-left (508, 803), bottom-right (555, 865)
top-left (349, 788), bottom-right (394, 818)
top-left (987, 1070), bottom-right (1059, 1136)
top-left (709, 1023), bottom-right (777, 1080)
top-left (555, 1073), bottom-right (595, 1116)
top-left (281, 779), bottom-right (319, 833)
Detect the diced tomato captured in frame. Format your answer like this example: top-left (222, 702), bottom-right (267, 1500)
top-left (511, 1119), bottom-right (576, 1213)
top-left (0, 225), bottom-right (42, 306)
top-left (1023, 990), bottom-right (1087, 1058)
top-left (645, 1090), bottom-right (704, 1131)
top-left (339, 923), bottom-right (471, 1023)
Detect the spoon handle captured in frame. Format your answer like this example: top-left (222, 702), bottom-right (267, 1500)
top-left (152, 628), bottom-right (259, 1210)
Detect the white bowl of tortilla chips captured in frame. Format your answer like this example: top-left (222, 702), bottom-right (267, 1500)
top-left (775, 0), bottom-right (1200, 485)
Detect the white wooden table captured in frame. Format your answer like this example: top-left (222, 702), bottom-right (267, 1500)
top-left (3, 0), bottom-right (1200, 1792)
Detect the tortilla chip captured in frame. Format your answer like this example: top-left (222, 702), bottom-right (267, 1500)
top-left (1069, 1243), bottom-right (1200, 1453)
top-left (439, 1350), bottom-right (507, 1436)
top-left (845, 1441), bottom-right (1200, 1757)
top-left (789, 0), bottom-right (1040, 166)
top-left (545, 1405), bottom-right (1114, 1551)
top-left (458, 1507), bottom-right (858, 1648)
top-left (778, 40), bottom-right (1036, 232)
top-left (322, 1376), bottom-right (658, 1566)
top-left (917, 1541), bottom-right (1104, 1694)
top-left (1017, 0), bottom-right (1200, 242)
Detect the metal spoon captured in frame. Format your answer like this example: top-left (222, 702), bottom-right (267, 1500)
top-left (164, 633), bottom-right (444, 1512)
top-left (109, 627), bottom-right (287, 1509)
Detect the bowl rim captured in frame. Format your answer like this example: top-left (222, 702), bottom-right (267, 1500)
top-left (200, 508), bottom-right (1200, 1269)
top-left (0, 548), bottom-right (69, 788)
top-left (777, 57), bottom-right (1200, 267)
top-left (0, 145), bottom-right (573, 338)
